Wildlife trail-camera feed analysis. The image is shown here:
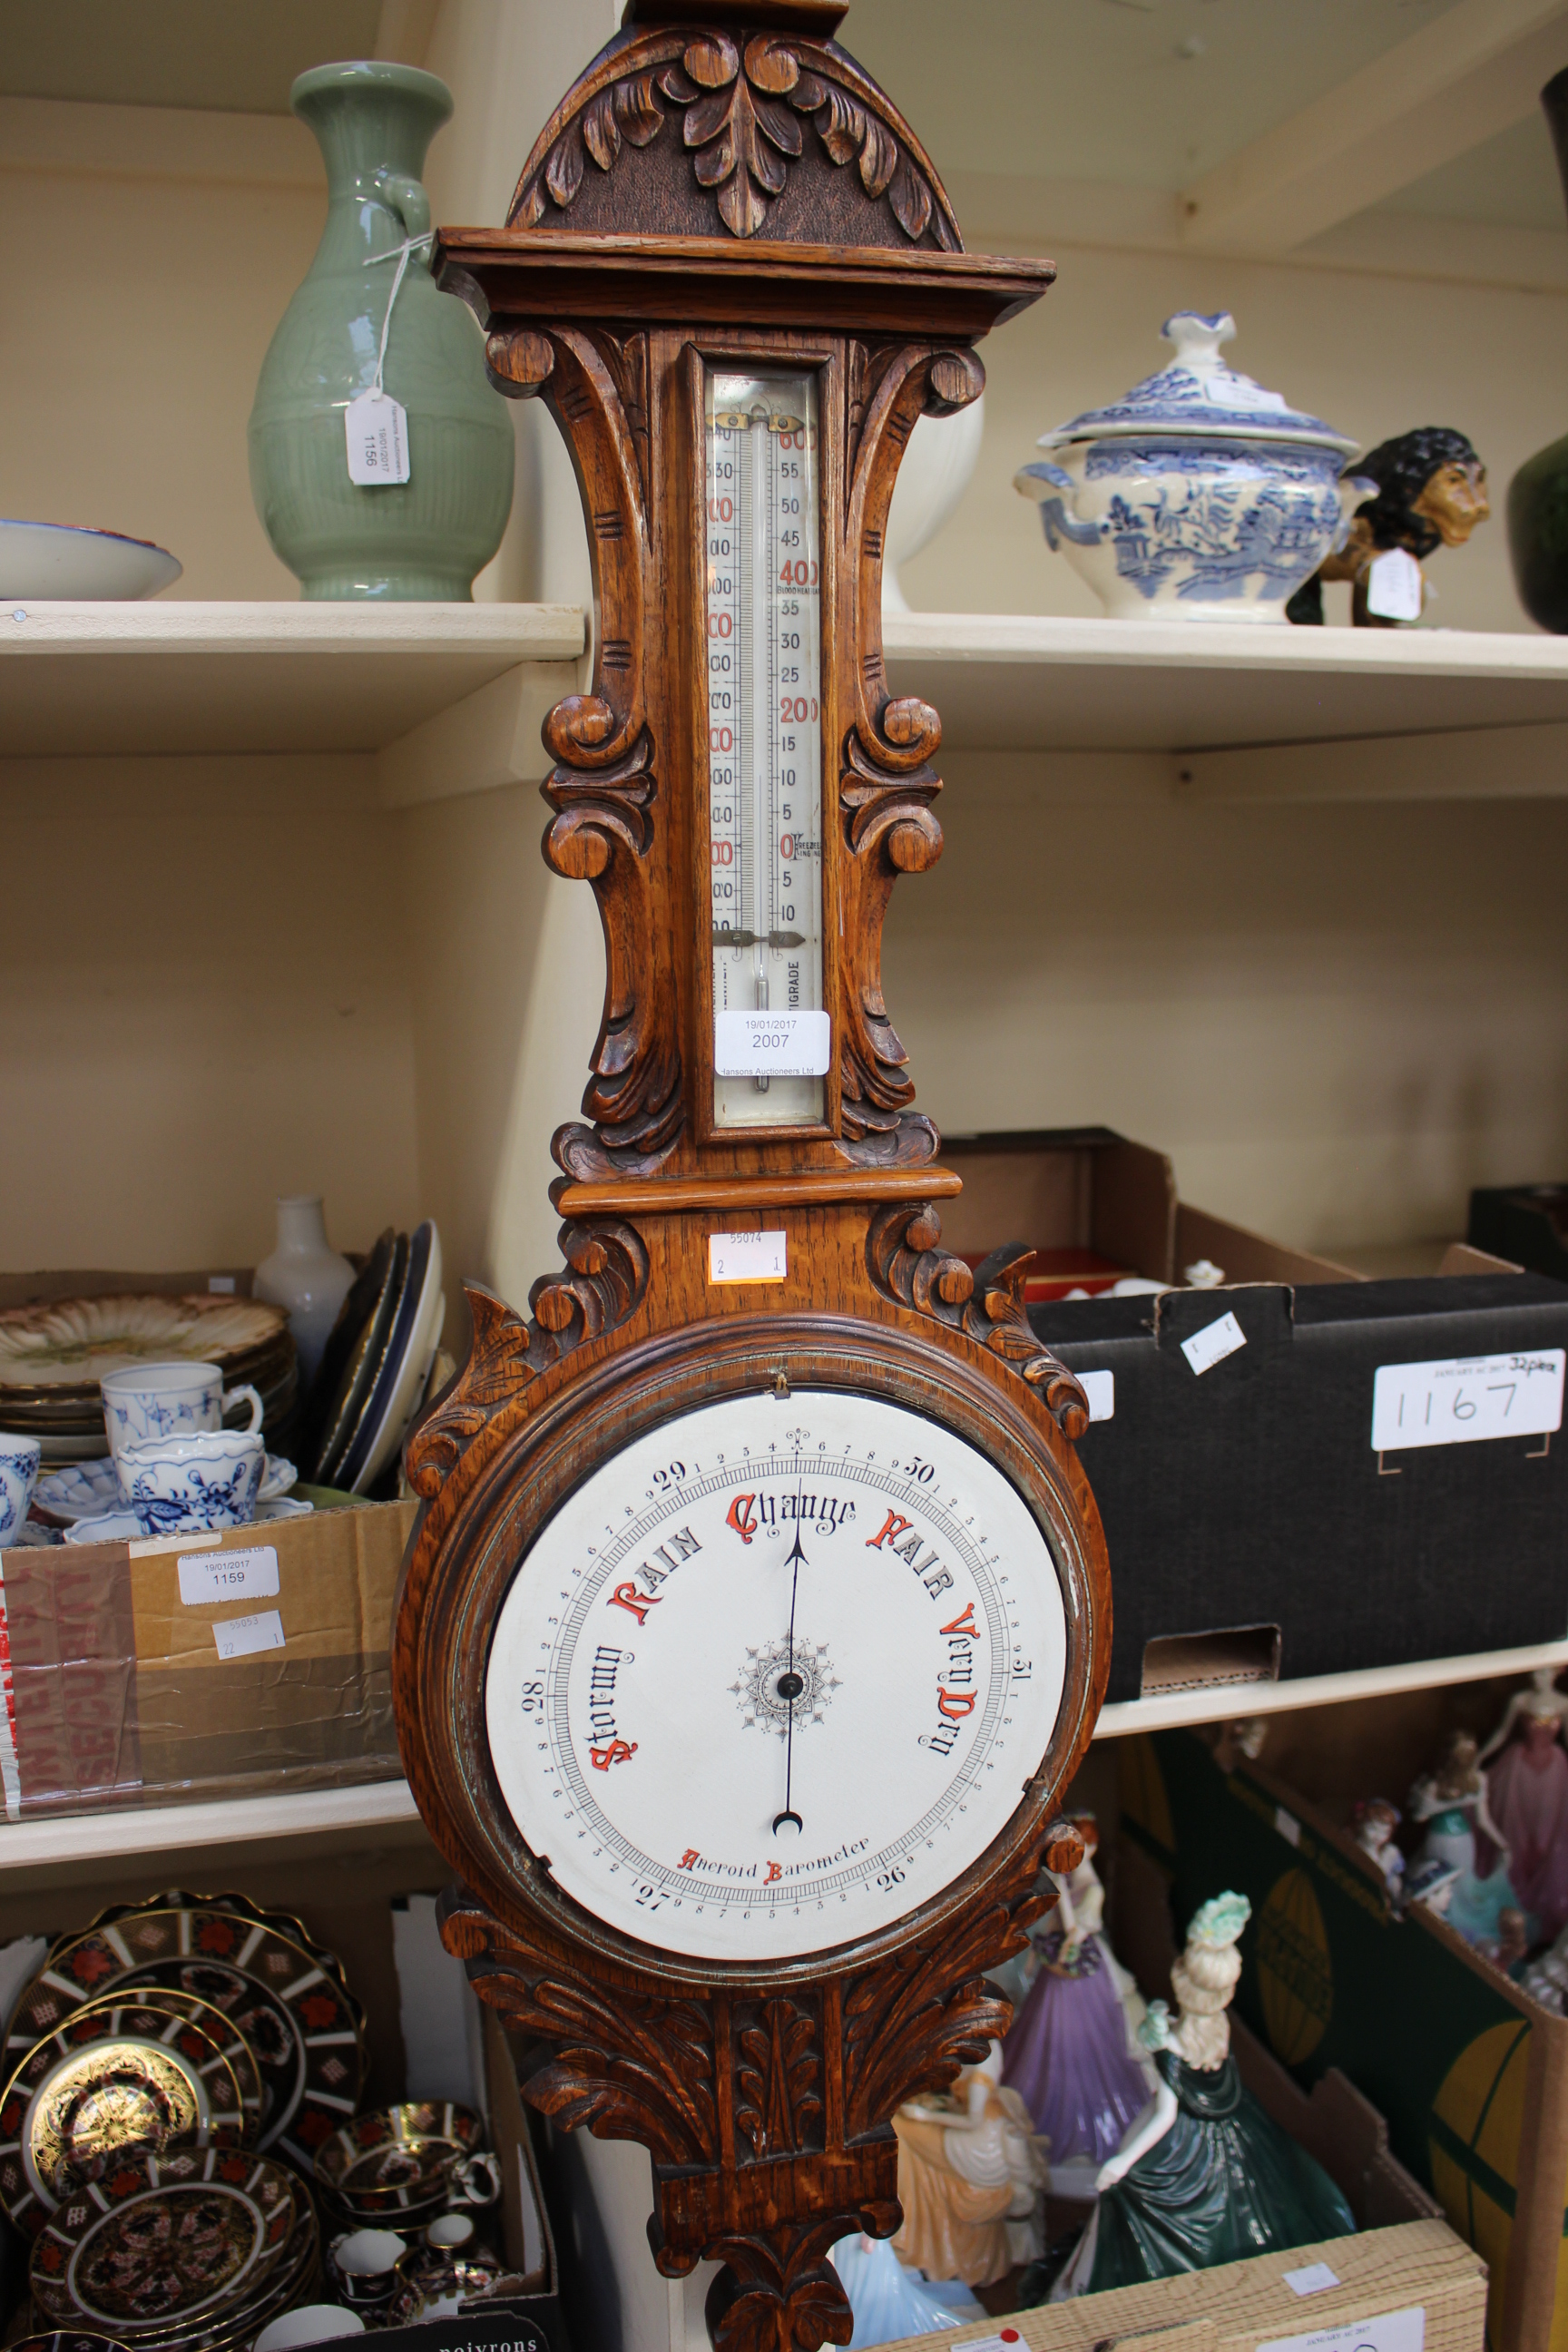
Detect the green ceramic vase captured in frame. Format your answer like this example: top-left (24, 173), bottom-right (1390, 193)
top-left (249, 61), bottom-right (513, 601)
top-left (1507, 65), bottom-right (1568, 632)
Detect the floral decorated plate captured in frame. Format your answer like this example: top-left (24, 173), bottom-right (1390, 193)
top-left (0, 1298), bottom-right (288, 1394)
top-left (13, 1901), bottom-right (366, 2168)
top-left (0, 2000), bottom-right (250, 2236)
top-left (28, 2148), bottom-right (299, 2335)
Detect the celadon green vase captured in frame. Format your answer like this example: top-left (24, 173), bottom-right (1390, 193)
top-left (249, 61), bottom-right (513, 600)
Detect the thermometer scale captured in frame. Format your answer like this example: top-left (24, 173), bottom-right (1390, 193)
top-left (704, 368), bottom-right (827, 1129)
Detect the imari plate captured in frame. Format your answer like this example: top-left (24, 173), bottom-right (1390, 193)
top-left (29, 2148), bottom-right (299, 2334)
top-left (0, 2002), bottom-right (247, 2235)
top-left (14, 1902), bottom-right (364, 2168)
top-left (74, 1993), bottom-right (265, 2140)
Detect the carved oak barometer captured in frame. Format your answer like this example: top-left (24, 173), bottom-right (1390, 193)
top-left (393, 6), bottom-right (1111, 2347)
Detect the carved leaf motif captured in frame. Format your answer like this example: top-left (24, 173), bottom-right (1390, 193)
top-left (706, 2223), bottom-right (856, 2352)
top-left (440, 1901), bottom-right (716, 2166)
top-left (865, 1205), bottom-right (1091, 1437)
top-left (816, 85), bottom-right (864, 165)
top-left (404, 1226), bottom-right (650, 1497)
top-left (683, 33), bottom-right (740, 89)
top-left (858, 114), bottom-right (898, 200)
top-left (613, 73), bottom-right (666, 147)
top-left (735, 1998), bottom-right (821, 2161)
top-left (889, 153), bottom-right (932, 242)
top-left (583, 89), bottom-right (621, 172)
top-left (544, 124), bottom-right (583, 209)
top-left (744, 34), bottom-right (799, 94)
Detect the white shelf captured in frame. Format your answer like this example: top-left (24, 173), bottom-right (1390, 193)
top-left (883, 612), bottom-right (1568, 797)
top-left (6, 1636), bottom-right (1563, 1875)
top-left (0, 600), bottom-right (585, 760)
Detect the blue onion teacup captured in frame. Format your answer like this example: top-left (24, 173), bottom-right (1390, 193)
top-left (113, 1429), bottom-right (266, 1532)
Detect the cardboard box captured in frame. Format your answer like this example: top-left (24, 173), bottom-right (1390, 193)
top-left (0, 1502), bottom-right (414, 1815)
top-left (943, 1132), bottom-right (1568, 1702)
top-left (1116, 1727), bottom-right (1568, 2352)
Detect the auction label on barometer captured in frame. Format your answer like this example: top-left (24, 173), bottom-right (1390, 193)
top-left (485, 1389), bottom-right (1068, 1963)
top-left (713, 1009), bottom-right (830, 1078)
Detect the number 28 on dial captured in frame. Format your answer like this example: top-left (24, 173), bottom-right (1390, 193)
top-left (485, 1390), bottom-right (1067, 1963)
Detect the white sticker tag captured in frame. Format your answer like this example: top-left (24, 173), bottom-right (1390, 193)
top-left (1260, 2306), bottom-right (1423, 2352)
top-left (949, 2334), bottom-right (1022, 2352)
top-left (1285, 2265), bottom-right (1342, 2298)
top-left (1371, 1349), bottom-right (1564, 1453)
top-left (178, 1545), bottom-right (279, 1607)
top-left (1365, 547), bottom-right (1423, 621)
top-left (1276, 1806), bottom-right (1301, 1847)
top-left (345, 391), bottom-right (410, 485)
top-left (212, 1609), bottom-right (286, 1661)
top-left (1079, 1370), bottom-right (1114, 1422)
top-left (709, 1230), bottom-right (787, 1285)
top-left (714, 1009), bottom-right (830, 1079)
top-left (1181, 1309), bottom-right (1247, 1376)
top-left (206, 1275), bottom-right (235, 1293)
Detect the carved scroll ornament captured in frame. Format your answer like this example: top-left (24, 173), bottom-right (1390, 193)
top-left (867, 1204), bottom-right (1092, 1439)
top-left (512, 25), bottom-right (958, 249)
top-left (404, 1227), bottom-right (650, 1499)
top-left (438, 1816), bottom-right (1081, 2352)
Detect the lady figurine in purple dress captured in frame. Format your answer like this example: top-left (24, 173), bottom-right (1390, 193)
top-left (1482, 1671), bottom-right (1568, 1940)
top-left (1001, 1816), bottom-right (1155, 2195)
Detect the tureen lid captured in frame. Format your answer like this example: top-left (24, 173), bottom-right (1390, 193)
top-left (1038, 312), bottom-right (1358, 455)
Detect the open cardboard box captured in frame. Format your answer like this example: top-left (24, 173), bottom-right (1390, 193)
top-left (938, 1132), bottom-right (1565, 1704)
top-left (1116, 1721), bottom-right (1568, 2352)
top-left (0, 1501), bottom-right (414, 1816)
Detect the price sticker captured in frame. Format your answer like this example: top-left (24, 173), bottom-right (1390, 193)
top-left (1079, 1369), bottom-right (1114, 1422)
top-left (178, 1545), bottom-right (279, 1607)
top-left (1285, 2265), bottom-right (1342, 2298)
top-left (345, 390), bottom-right (410, 485)
top-left (709, 1230), bottom-right (787, 1285)
top-left (714, 1010), bottom-right (830, 1079)
top-left (212, 1609), bottom-right (286, 1661)
top-left (1370, 1349), bottom-right (1564, 1453)
top-left (1365, 547), bottom-right (1423, 621)
top-left (1181, 1309), bottom-right (1247, 1377)
top-left (1260, 2307), bottom-right (1424, 2352)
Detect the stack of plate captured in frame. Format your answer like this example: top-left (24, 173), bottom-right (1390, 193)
top-left (29, 2147), bottom-right (320, 2352)
top-left (3, 1892), bottom-right (367, 2343)
top-left (305, 1222), bottom-right (444, 1494)
top-left (0, 1297), bottom-right (296, 1464)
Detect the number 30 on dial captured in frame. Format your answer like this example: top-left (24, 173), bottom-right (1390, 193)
top-left (485, 1389), bottom-right (1068, 1963)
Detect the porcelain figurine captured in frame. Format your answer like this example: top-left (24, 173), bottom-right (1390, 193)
top-left (249, 62), bottom-right (514, 600)
top-left (1482, 1672), bottom-right (1568, 1941)
top-left (1352, 1798), bottom-right (1405, 1894)
top-left (828, 2232), bottom-right (984, 2349)
top-left (1002, 1818), bottom-right (1156, 2192)
top-left (1507, 70), bottom-right (1568, 630)
top-left (1014, 313), bottom-right (1363, 623)
top-left (892, 2043), bottom-right (1047, 2288)
top-left (1407, 1731), bottom-right (1517, 1948)
top-left (1289, 427), bottom-right (1488, 626)
top-left (254, 1196), bottom-right (357, 1392)
top-left (1054, 1893), bottom-right (1354, 2297)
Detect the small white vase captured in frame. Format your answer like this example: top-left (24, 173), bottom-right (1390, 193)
top-left (254, 1196), bottom-right (355, 1393)
top-left (882, 396), bottom-right (985, 612)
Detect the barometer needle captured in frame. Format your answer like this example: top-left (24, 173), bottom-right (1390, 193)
top-left (773, 1483), bottom-right (807, 1838)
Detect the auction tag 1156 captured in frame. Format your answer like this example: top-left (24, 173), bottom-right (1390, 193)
top-left (346, 391), bottom-right (410, 485)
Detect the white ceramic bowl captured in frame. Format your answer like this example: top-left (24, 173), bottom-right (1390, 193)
top-left (883, 397), bottom-right (985, 612)
top-left (254, 2308), bottom-right (366, 2352)
top-left (0, 520), bottom-right (181, 599)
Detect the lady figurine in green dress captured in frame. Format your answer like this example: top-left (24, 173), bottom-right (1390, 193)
top-left (1054, 1892), bottom-right (1355, 2296)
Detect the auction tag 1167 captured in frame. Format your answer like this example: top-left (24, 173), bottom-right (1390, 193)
top-left (346, 391), bottom-right (410, 485)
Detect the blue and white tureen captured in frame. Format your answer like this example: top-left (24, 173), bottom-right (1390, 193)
top-left (1014, 311), bottom-right (1364, 623)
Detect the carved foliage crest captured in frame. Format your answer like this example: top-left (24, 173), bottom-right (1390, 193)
top-left (510, 24), bottom-right (958, 248)
top-left (404, 1228), bottom-right (649, 1499)
top-left (867, 1203), bottom-right (1092, 1438)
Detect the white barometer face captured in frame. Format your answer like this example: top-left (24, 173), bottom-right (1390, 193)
top-left (485, 1389), bottom-right (1068, 1962)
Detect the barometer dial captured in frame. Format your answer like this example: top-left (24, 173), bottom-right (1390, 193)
top-left (704, 367), bottom-right (827, 1128)
top-left (485, 1389), bottom-right (1068, 1964)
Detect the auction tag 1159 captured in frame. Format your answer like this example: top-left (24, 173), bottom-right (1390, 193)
top-left (346, 391), bottom-right (410, 485)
